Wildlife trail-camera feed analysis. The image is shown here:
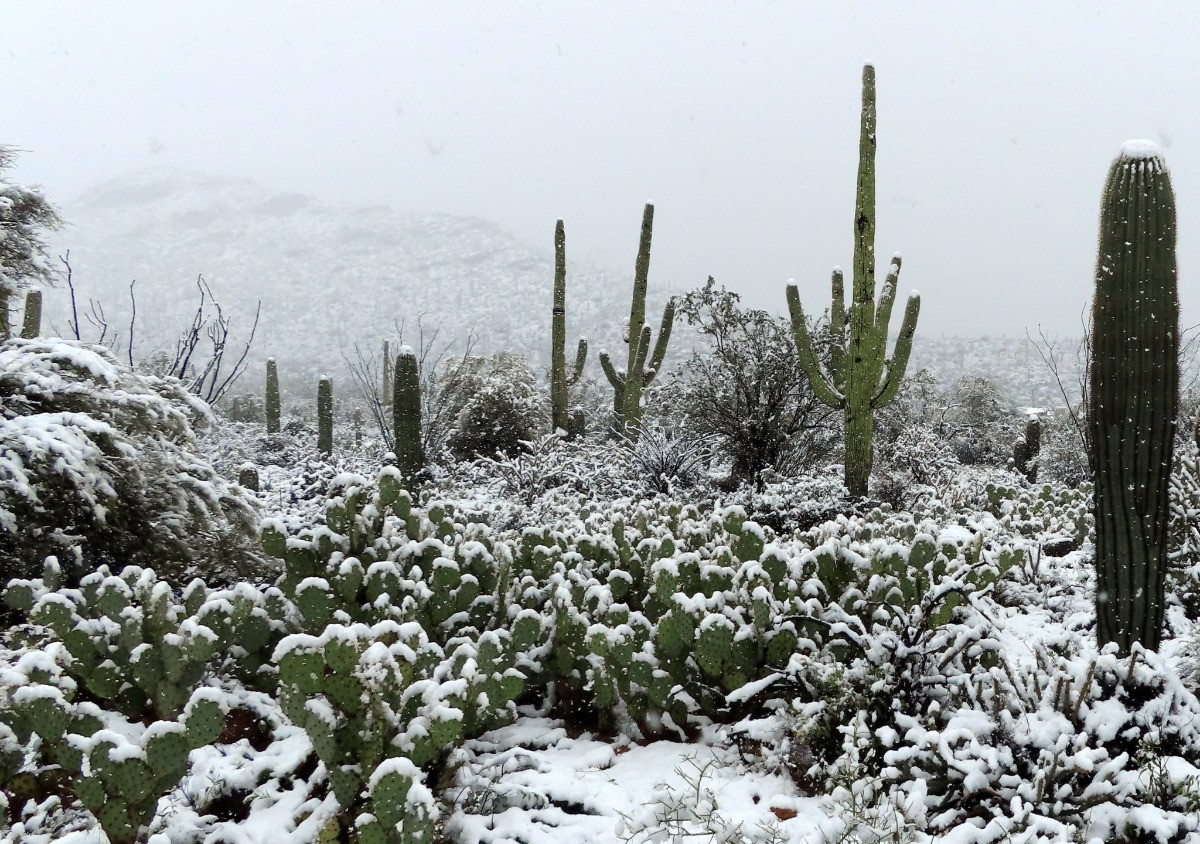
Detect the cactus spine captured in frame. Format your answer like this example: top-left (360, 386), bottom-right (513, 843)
top-left (20, 289), bottom-right (41, 339)
top-left (317, 376), bottom-right (333, 456)
top-left (786, 65), bottom-right (920, 497)
top-left (393, 349), bottom-right (424, 486)
top-left (265, 358), bottom-right (281, 434)
top-left (1089, 141), bottom-right (1179, 655)
top-left (551, 219), bottom-right (588, 434)
top-left (599, 203), bottom-right (675, 441)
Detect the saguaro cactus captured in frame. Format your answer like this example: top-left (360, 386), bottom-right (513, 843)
top-left (1089, 141), bottom-right (1179, 655)
top-left (20, 289), bottom-right (41, 339)
top-left (786, 65), bottom-right (920, 497)
top-left (551, 219), bottom-right (588, 434)
top-left (382, 339), bottom-right (393, 410)
top-left (1012, 415), bottom-right (1041, 483)
top-left (265, 358), bottom-right (281, 434)
top-left (599, 203), bottom-right (675, 440)
top-left (317, 376), bottom-right (334, 456)
top-left (393, 348), bottom-right (424, 486)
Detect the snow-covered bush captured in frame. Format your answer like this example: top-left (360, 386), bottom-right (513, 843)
top-left (0, 338), bottom-right (258, 584)
top-left (1038, 408), bottom-right (1091, 488)
top-left (445, 351), bottom-right (546, 460)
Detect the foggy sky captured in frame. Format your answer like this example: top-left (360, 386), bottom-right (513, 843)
top-left (6, 2), bottom-right (1199, 337)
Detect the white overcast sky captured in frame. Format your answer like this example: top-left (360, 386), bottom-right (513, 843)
top-left (5, 2), bottom-right (1198, 336)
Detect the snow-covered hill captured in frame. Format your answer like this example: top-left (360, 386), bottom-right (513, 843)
top-left (44, 169), bottom-right (1100, 411)
top-left (47, 170), bottom-right (674, 393)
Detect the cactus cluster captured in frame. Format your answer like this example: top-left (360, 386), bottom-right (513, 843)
top-left (0, 661), bottom-right (223, 844)
top-left (599, 203), bottom-right (675, 441)
top-left (4, 561), bottom-right (280, 718)
top-left (787, 65), bottom-right (920, 497)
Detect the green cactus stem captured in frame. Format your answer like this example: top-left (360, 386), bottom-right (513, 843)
top-left (551, 219), bottom-right (588, 434)
top-left (266, 358), bottom-right (281, 434)
top-left (1089, 141), bottom-right (1179, 655)
top-left (786, 65), bottom-right (920, 497)
top-left (20, 289), bottom-right (41, 339)
top-left (393, 348), bottom-right (424, 487)
top-left (317, 376), bottom-right (333, 456)
top-left (1012, 415), bottom-right (1041, 483)
top-left (599, 203), bottom-right (675, 441)
top-left (382, 339), bottom-right (393, 410)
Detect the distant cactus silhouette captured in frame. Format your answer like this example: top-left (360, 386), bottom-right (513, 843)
top-left (317, 376), bottom-right (333, 456)
top-left (550, 219), bottom-right (588, 434)
top-left (599, 203), bottom-right (675, 441)
top-left (20, 289), bottom-right (41, 339)
top-left (265, 358), bottom-right (281, 434)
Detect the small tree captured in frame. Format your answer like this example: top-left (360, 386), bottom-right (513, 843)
top-left (673, 278), bottom-right (837, 489)
top-left (0, 147), bottom-right (62, 339)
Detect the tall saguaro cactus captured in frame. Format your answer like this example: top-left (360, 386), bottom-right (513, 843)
top-left (265, 358), bottom-right (281, 434)
top-left (551, 219), bottom-right (588, 434)
top-left (20, 289), bottom-right (42, 339)
top-left (1089, 141), bottom-right (1179, 655)
top-left (393, 348), bottom-right (424, 487)
top-left (317, 376), bottom-right (334, 456)
top-left (599, 203), bottom-right (675, 440)
top-left (786, 64), bottom-right (920, 497)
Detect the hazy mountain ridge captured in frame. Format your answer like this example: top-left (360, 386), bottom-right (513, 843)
top-left (50, 170), bottom-right (660, 392)
top-left (44, 170), bottom-right (1083, 409)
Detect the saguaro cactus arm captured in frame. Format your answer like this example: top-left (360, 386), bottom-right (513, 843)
top-left (785, 283), bottom-right (844, 408)
top-left (871, 289), bottom-right (921, 409)
top-left (642, 298), bottom-right (675, 387)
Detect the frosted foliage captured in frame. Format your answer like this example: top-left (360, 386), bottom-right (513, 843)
top-left (0, 147), bottom-right (62, 294)
top-left (0, 337), bottom-right (258, 583)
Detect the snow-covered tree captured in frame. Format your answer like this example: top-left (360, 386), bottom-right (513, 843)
top-left (671, 278), bottom-right (837, 489)
top-left (0, 337), bottom-right (259, 584)
top-left (0, 148), bottom-right (62, 339)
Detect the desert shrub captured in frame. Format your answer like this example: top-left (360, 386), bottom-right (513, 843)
top-left (0, 338), bottom-right (259, 585)
top-left (446, 352), bottom-right (546, 460)
top-left (670, 279), bottom-right (838, 489)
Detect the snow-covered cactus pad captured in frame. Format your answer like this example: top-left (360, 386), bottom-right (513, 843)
top-left (5, 563), bottom-right (279, 718)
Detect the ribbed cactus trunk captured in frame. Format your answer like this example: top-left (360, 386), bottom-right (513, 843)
top-left (317, 376), bottom-right (334, 456)
top-left (786, 65), bottom-right (920, 498)
top-left (1089, 141), bottom-right (1179, 656)
top-left (599, 203), bottom-right (675, 441)
top-left (551, 219), bottom-right (588, 434)
top-left (265, 358), bottom-right (281, 434)
top-left (393, 349), bottom-right (424, 487)
top-left (20, 289), bottom-right (41, 339)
